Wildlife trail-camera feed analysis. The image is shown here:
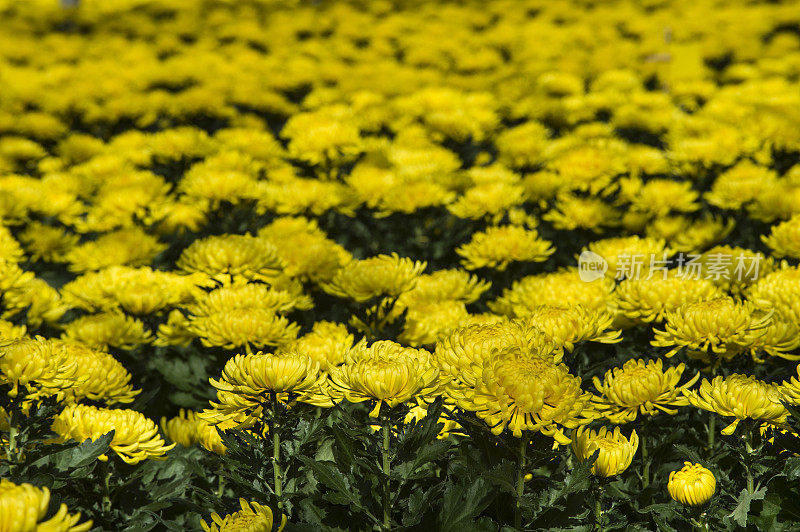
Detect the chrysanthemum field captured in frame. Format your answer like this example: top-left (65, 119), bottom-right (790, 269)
top-left (2, 0), bottom-right (800, 530)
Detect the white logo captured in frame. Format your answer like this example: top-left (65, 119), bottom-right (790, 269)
top-left (578, 251), bottom-right (608, 282)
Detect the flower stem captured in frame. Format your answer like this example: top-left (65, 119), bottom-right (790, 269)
top-left (707, 415), bottom-right (715, 453)
top-left (381, 418), bottom-right (391, 531)
top-left (594, 481), bottom-right (605, 532)
top-left (99, 460), bottom-right (112, 514)
top-left (744, 427), bottom-right (754, 494)
top-left (640, 430), bottom-right (649, 489)
top-left (515, 434), bottom-right (528, 529)
top-left (271, 395), bottom-right (283, 509)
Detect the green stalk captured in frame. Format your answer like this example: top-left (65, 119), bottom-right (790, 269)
top-left (640, 430), bottom-right (649, 489)
top-left (744, 426), bottom-right (754, 494)
top-left (382, 419), bottom-right (392, 531)
top-left (271, 395), bottom-right (283, 509)
top-left (99, 460), bottom-right (112, 514)
top-left (515, 434), bottom-right (528, 529)
top-left (594, 480), bottom-right (605, 532)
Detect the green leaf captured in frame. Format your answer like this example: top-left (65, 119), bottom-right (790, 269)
top-left (52, 431), bottom-right (115, 470)
top-left (297, 457), bottom-right (364, 511)
top-left (547, 449), bottom-right (597, 506)
top-left (785, 457), bottom-right (800, 480)
top-left (728, 487), bottom-right (766, 527)
top-left (437, 477), bottom-right (494, 532)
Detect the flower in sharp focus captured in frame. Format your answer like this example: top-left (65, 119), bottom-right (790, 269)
top-left (321, 253), bottom-right (426, 302)
top-left (572, 426), bottom-right (639, 477)
top-left (456, 225), bottom-right (554, 271)
top-left (684, 374), bottom-right (788, 435)
top-left (458, 346), bottom-right (593, 443)
top-left (668, 462), bottom-right (716, 506)
top-left (0, 336), bottom-right (82, 399)
top-left (205, 351), bottom-right (332, 427)
top-left (52, 404), bottom-right (175, 464)
top-left (328, 340), bottom-right (441, 417)
top-left (201, 498), bottom-right (286, 532)
top-left (434, 321), bottom-right (562, 398)
top-left (0, 479), bottom-right (92, 532)
top-left (651, 298), bottom-right (771, 364)
top-left (592, 359), bottom-right (699, 424)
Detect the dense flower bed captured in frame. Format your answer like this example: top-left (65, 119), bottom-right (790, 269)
top-left (2, 0), bottom-right (800, 530)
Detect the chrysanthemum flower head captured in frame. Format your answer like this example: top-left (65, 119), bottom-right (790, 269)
top-left (54, 340), bottom-right (139, 405)
top-left (521, 305), bottom-right (621, 351)
top-left (448, 182), bottom-right (525, 222)
top-left (0, 479), bottom-right (92, 532)
top-left (322, 253), bottom-right (426, 302)
top-left (61, 312), bottom-right (152, 350)
top-left (747, 265), bottom-right (800, 324)
top-left (651, 298), bottom-right (771, 364)
top-left (64, 227), bottom-right (166, 273)
top-left (329, 340), bottom-right (441, 417)
top-left (763, 214), bottom-right (800, 259)
top-left (490, 269), bottom-right (615, 316)
top-left (612, 275), bottom-right (724, 325)
top-left (585, 236), bottom-right (669, 278)
top-left (705, 161), bottom-right (778, 210)
top-left (399, 300), bottom-right (471, 347)
top-left (205, 350), bottom-right (332, 427)
top-left (684, 374), bottom-right (787, 435)
top-left (176, 234), bottom-right (284, 284)
top-left (201, 498), bottom-right (286, 532)
top-left (572, 426), bottom-right (638, 477)
top-left (52, 404), bottom-right (175, 464)
top-left (626, 179), bottom-right (700, 218)
top-left (278, 321), bottom-right (354, 372)
top-left (397, 269), bottom-right (490, 307)
top-left (456, 225), bottom-right (554, 271)
top-left (461, 346), bottom-right (593, 442)
top-left (592, 359), bottom-right (699, 424)
top-left (668, 462), bottom-right (716, 506)
top-left (543, 193), bottom-right (621, 233)
top-left (0, 336), bottom-right (82, 399)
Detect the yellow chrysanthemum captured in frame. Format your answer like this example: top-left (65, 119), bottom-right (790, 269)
top-left (684, 374), bottom-right (788, 435)
top-left (0, 479), bottom-right (92, 532)
top-left (459, 346), bottom-right (593, 442)
top-left (322, 253), bottom-right (426, 302)
top-left (186, 282), bottom-right (312, 317)
top-left (60, 266), bottom-right (211, 316)
top-left (161, 409), bottom-right (230, 455)
top-left (668, 462), bottom-right (716, 506)
top-left (592, 359), bottom-right (699, 424)
top-left (456, 225), bottom-right (554, 271)
top-left (55, 340), bottom-right (139, 405)
top-left (705, 161), bottom-right (778, 210)
top-left (64, 228), bottom-right (167, 273)
top-left (651, 298), bottom-right (771, 363)
top-left (61, 312), bottom-right (152, 350)
top-left (779, 364), bottom-right (800, 406)
top-left (52, 404), bottom-right (176, 464)
top-left (585, 236), bottom-right (669, 278)
top-left (0, 336), bottom-right (81, 399)
top-left (278, 321), bottom-right (354, 372)
top-left (329, 340), bottom-right (441, 417)
top-left (0, 319), bottom-right (26, 342)
top-left (693, 246), bottom-right (772, 293)
top-left (399, 300), bottom-right (471, 347)
top-left (543, 193), bottom-right (621, 233)
top-left (397, 269), bottom-right (490, 307)
top-left (434, 321), bottom-right (562, 400)
top-left (763, 214), bottom-right (800, 259)
top-left (520, 305), bottom-right (621, 351)
top-left (201, 498), bottom-right (286, 532)
top-left (747, 266), bottom-right (800, 324)
top-left (448, 182), bottom-right (525, 222)
top-left (187, 309), bottom-right (300, 352)
top-left (628, 179), bottom-right (700, 217)
top-left (205, 351), bottom-right (332, 427)
top-left (612, 275), bottom-right (724, 324)
top-left (18, 222), bottom-right (79, 262)
top-left (572, 426), bottom-right (638, 477)
top-left (490, 269), bottom-right (615, 316)
top-left (176, 234), bottom-right (284, 284)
